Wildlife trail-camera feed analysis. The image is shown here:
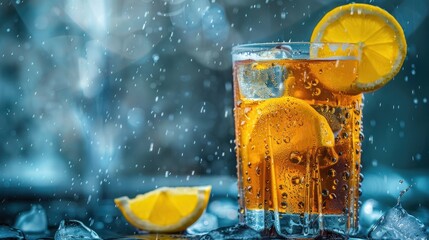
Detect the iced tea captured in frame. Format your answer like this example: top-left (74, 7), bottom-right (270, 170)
top-left (232, 43), bottom-right (362, 237)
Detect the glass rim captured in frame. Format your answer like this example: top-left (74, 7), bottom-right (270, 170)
top-left (232, 42), bottom-right (362, 61)
top-left (232, 41), bottom-right (360, 52)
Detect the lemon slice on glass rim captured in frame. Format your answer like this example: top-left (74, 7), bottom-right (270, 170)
top-left (311, 3), bottom-right (407, 94)
top-left (114, 186), bottom-right (211, 233)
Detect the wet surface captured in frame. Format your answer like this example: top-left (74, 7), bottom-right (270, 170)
top-left (1, 198), bottom-right (427, 240)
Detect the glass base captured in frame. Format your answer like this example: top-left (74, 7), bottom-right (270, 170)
top-left (244, 210), bottom-right (358, 238)
top-left (244, 209), bottom-right (274, 232)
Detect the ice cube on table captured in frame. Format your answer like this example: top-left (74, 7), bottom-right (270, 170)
top-left (14, 204), bottom-right (48, 233)
top-left (186, 212), bottom-right (219, 234)
top-left (237, 62), bottom-right (287, 99)
top-left (0, 225), bottom-right (25, 240)
top-left (368, 203), bottom-right (428, 240)
top-left (54, 220), bottom-right (102, 240)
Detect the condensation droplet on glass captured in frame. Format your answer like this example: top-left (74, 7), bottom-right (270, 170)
top-left (312, 87), bottom-right (321, 96)
top-left (328, 168), bottom-right (336, 177)
top-left (289, 151), bottom-right (303, 164)
top-left (283, 136), bottom-right (290, 143)
top-left (291, 176), bottom-right (302, 185)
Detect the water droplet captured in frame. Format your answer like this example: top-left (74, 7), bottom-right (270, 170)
top-left (247, 177), bottom-right (251, 183)
top-left (258, 203), bottom-right (263, 209)
top-left (329, 193), bottom-right (337, 199)
top-left (281, 192), bottom-right (288, 199)
top-left (247, 162), bottom-right (252, 168)
top-left (281, 201), bottom-right (287, 209)
top-left (328, 168), bottom-right (336, 177)
top-left (244, 107), bottom-right (252, 114)
top-left (359, 133), bottom-right (364, 141)
top-left (289, 151), bottom-right (303, 164)
top-left (342, 132), bottom-right (349, 139)
top-left (359, 173), bottom-right (364, 182)
top-left (342, 184), bottom-right (349, 191)
top-left (239, 208), bottom-right (245, 214)
top-left (322, 189), bottom-right (329, 196)
top-left (342, 171), bottom-right (350, 180)
top-left (247, 186), bottom-right (252, 192)
top-left (345, 112), bottom-right (350, 119)
top-left (311, 79), bottom-right (319, 86)
top-left (312, 87), bottom-right (321, 96)
top-left (264, 155), bottom-right (271, 161)
top-left (298, 202), bottom-right (304, 209)
top-left (256, 166), bottom-right (261, 175)
top-left (283, 136), bottom-right (290, 143)
top-left (291, 176), bottom-right (302, 185)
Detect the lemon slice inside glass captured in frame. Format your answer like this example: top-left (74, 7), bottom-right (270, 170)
top-left (242, 96), bottom-right (335, 165)
top-left (311, 3), bottom-right (407, 94)
top-left (114, 186), bottom-right (211, 233)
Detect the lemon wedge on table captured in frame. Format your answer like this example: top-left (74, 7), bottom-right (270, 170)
top-left (114, 186), bottom-right (211, 233)
top-left (311, 3), bottom-right (407, 94)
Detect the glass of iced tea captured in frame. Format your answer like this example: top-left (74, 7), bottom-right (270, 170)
top-left (232, 42), bottom-right (363, 238)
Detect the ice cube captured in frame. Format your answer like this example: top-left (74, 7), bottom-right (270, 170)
top-left (54, 220), bottom-right (102, 240)
top-left (187, 212), bottom-right (218, 234)
top-left (237, 62), bottom-right (286, 99)
top-left (0, 225), bottom-right (25, 240)
top-left (368, 203), bottom-right (428, 240)
top-left (259, 45), bottom-right (294, 59)
top-left (14, 204), bottom-right (48, 233)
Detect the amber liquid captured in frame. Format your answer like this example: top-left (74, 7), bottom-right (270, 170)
top-left (233, 59), bottom-right (363, 219)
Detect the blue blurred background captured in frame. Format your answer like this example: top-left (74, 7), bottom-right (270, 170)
top-left (0, 0), bottom-right (428, 235)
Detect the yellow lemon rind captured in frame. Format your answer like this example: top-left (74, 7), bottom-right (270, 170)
top-left (114, 186), bottom-right (211, 233)
top-left (311, 3), bottom-right (407, 94)
top-left (242, 96), bottom-right (335, 152)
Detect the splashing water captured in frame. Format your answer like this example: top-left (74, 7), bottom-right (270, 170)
top-left (368, 185), bottom-right (428, 240)
top-left (54, 220), bottom-right (102, 240)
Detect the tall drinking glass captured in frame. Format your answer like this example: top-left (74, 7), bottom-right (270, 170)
top-left (232, 42), bottom-right (363, 238)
